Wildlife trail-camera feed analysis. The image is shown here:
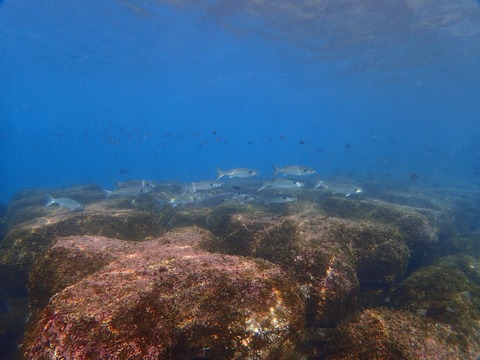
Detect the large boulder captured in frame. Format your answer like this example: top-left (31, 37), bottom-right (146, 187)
top-left (201, 203), bottom-right (411, 326)
top-left (23, 227), bottom-right (305, 359)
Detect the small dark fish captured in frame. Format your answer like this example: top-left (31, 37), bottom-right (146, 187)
top-left (119, 168), bottom-right (130, 174)
top-left (299, 140), bottom-right (305, 145)
top-left (410, 173), bottom-right (418, 180)
top-left (45, 195), bottom-right (84, 211)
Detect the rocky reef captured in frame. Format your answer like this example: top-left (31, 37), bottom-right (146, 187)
top-left (0, 184), bottom-right (479, 359)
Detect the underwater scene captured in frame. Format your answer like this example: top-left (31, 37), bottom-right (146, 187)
top-left (1, 1), bottom-right (480, 359)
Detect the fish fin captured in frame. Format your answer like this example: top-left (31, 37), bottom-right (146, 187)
top-left (272, 165), bottom-right (279, 177)
top-left (216, 168), bottom-right (225, 181)
top-left (45, 194), bottom-right (56, 207)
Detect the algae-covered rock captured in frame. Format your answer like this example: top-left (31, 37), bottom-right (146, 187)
top-left (28, 227), bottom-right (209, 312)
top-left (326, 308), bottom-right (477, 359)
top-left (2, 182), bottom-right (472, 359)
top-left (389, 255), bottom-right (480, 351)
top-left (4, 185), bottom-right (105, 227)
top-left (200, 203), bottom-right (411, 326)
top-left (0, 200), bottom-right (166, 296)
top-left (23, 228), bottom-right (304, 359)
top-left (318, 196), bottom-right (438, 269)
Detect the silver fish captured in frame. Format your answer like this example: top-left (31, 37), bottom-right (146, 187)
top-left (314, 180), bottom-right (326, 189)
top-left (231, 192), bottom-right (256, 204)
top-left (115, 180), bottom-right (157, 189)
top-left (167, 193), bottom-right (202, 207)
top-left (216, 168), bottom-right (260, 180)
top-left (258, 194), bottom-right (298, 204)
top-left (103, 185), bottom-right (153, 198)
top-left (45, 195), bottom-right (84, 211)
top-left (324, 184), bottom-right (364, 197)
top-left (193, 192), bottom-right (237, 208)
top-left (273, 165), bottom-right (316, 177)
top-left (257, 178), bottom-right (306, 192)
top-left (183, 181), bottom-right (224, 193)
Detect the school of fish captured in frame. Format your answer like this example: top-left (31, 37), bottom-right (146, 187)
top-left (44, 165), bottom-right (364, 211)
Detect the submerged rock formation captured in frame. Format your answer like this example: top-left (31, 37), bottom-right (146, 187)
top-left (0, 184), bottom-right (478, 359)
top-left (24, 228), bottom-right (304, 359)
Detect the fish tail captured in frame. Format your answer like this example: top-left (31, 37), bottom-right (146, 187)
top-left (45, 194), bottom-right (56, 207)
top-left (272, 165), bottom-right (279, 177)
top-left (216, 168), bottom-right (225, 180)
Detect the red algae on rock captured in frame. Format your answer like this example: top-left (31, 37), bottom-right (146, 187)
top-left (326, 308), bottom-right (475, 360)
top-left (23, 227), bottom-right (304, 359)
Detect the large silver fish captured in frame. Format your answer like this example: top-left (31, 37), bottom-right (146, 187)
top-left (45, 195), bottom-right (84, 211)
top-left (257, 178), bottom-right (306, 192)
top-left (321, 183), bottom-right (364, 197)
top-left (258, 194), bottom-right (298, 204)
top-left (167, 193), bottom-right (203, 207)
top-left (103, 184), bottom-right (153, 197)
top-left (193, 192), bottom-right (237, 208)
top-left (273, 165), bottom-right (316, 177)
top-left (182, 181), bottom-right (224, 193)
top-left (216, 168), bottom-right (260, 180)
top-left (115, 180), bottom-right (157, 189)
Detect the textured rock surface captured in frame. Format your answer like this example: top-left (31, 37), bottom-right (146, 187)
top-left (0, 199), bottom-right (165, 296)
top-left (23, 228), bottom-right (305, 359)
top-left (326, 308), bottom-right (477, 360)
top-left (1, 184), bottom-right (477, 359)
top-left (389, 255), bottom-right (480, 355)
top-left (201, 203), bottom-right (412, 325)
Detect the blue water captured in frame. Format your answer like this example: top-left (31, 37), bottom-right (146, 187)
top-left (1, 0), bottom-right (480, 204)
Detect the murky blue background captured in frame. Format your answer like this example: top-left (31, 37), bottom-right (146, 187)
top-left (1, 0), bottom-right (480, 203)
